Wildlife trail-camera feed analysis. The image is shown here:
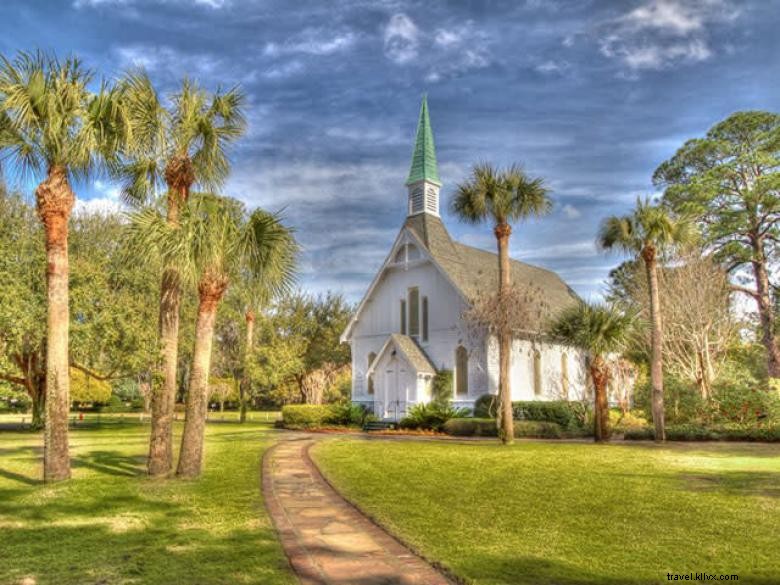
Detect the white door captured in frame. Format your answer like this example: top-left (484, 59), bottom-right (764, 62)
top-left (384, 357), bottom-right (410, 421)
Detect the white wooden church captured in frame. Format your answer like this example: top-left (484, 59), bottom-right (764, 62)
top-left (341, 98), bottom-right (591, 420)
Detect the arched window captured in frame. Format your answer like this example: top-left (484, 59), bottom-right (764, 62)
top-left (561, 352), bottom-right (569, 397)
top-left (455, 345), bottom-right (468, 396)
top-left (533, 349), bottom-right (542, 396)
top-left (408, 287), bottom-right (420, 337)
top-left (422, 296), bottom-right (429, 342)
top-left (367, 352), bottom-right (376, 395)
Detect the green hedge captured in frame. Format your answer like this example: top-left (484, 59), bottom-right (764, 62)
top-left (512, 400), bottom-right (589, 429)
top-left (281, 403), bottom-right (373, 429)
top-left (624, 424), bottom-right (780, 442)
top-left (443, 418), bottom-right (564, 439)
top-left (473, 395), bottom-right (589, 430)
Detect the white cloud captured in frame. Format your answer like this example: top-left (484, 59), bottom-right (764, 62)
top-left (598, 0), bottom-right (740, 72)
top-left (262, 60), bottom-right (305, 79)
top-left (73, 180), bottom-right (125, 216)
top-left (535, 60), bottom-right (570, 74)
top-left (561, 204), bottom-right (581, 220)
top-left (264, 29), bottom-right (357, 57)
top-left (384, 13), bottom-right (420, 64)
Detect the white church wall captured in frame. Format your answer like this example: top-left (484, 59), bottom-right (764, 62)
top-left (349, 258), bottom-right (466, 400)
top-left (486, 336), bottom-right (590, 403)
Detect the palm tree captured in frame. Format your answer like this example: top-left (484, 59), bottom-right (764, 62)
top-left (117, 72), bottom-right (246, 476)
top-left (550, 302), bottom-right (635, 442)
top-left (128, 194), bottom-right (297, 478)
top-left (0, 51), bottom-right (126, 481)
top-left (598, 198), bottom-right (694, 442)
top-left (452, 163), bottom-right (551, 444)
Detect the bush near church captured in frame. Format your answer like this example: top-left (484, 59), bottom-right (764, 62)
top-left (473, 394), bottom-right (590, 430)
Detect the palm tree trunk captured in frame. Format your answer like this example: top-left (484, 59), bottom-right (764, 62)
top-left (494, 222), bottom-right (513, 445)
top-left (590, 355), bottom-right (610, 442)
top-left (36, 166), bottom-right (74, 482)
top-left (176, 276), bottom-right (227, 478)
top-left (148, 187), bottom-right (186, 477)
top-left (240, 310), bottom-right (255, 424)
top-left (148, 268), bottom-right (182, 476)
top-left (642, 246), bottom-right (665, 442)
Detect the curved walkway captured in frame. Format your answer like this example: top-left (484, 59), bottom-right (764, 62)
top-left (263, 436), bottom-right (454, 585)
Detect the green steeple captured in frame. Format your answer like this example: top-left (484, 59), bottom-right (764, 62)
top-left (405, 95), bottom-right (441, 186)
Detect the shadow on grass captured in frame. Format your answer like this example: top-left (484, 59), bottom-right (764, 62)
top-left (451, 552), bottom-right (780, 585)
top-left (72, 450), bottom-right (146, 477)
top-left (680, 470), bottom-right (780, 498)
top-left (2, 517), bottom-right (291, 585)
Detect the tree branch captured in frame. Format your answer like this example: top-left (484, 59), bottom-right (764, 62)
top-left (69, 362), bottom-right (132, 381)
top-left (729, 284), bottom-right (759, 299)
top-left (0, 372), bottom-right (27, 387)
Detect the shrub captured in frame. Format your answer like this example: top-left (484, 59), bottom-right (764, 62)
top-left (624, 424), bottom-right (780, 442)
top-left (443, 418), bottom-right (563, 438)
top-left (326, 403), bottom-right (371, 427)
top-left (281, 404), bottom-right (332, 428)
top-left (473, 394), bottom-right (497, 418)
top-left (512, 400), bottom-right (589, 430)
top-left (610, 409), bottom-right (648, 433)
top-left (443, 418), bottom-right (498, 437)
top-left (431, 370), bottom-right (454, 405)
top-left (99, 395), bottom-right (134, 413)
top-left (400, 402), bottom-right (470, 431)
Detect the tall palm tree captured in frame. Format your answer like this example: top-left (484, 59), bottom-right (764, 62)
top-left (598, 198), bottom-right (694, 442)
top-left (550, 302), bottom-right (635, 442)
top-left (117, 72), bottom-right (246, 476)
top-left (128, 194), bottom-right (297, 478)
top-left (0, 51), bottom-right (126, 481)
top-left (452, 163), bottom-right (551, 444)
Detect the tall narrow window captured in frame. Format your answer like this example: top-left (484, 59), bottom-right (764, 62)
top-left (408, 287), bottom-right (420, 337)
top-left (422, 297), bottom-right (429, 342)
top-left (367, 352), bottom-right (376, 395)
top-left (455, 345), bottom-right (468, 396)
top-left (400, 300), bottom-right (407, 334)
top-left (533, 350), bottom-right (542, 396)
top-left (561, 352), bottom-right (569, 397)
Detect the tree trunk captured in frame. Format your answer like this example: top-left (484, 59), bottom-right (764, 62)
top-left (147, 185), bottom-right (188, 477)
top-left (642, 245), bottom-right (665, 442)
top-left (590, 356), bottom-right (610, 442)
top-left (240, 310), bottom-right (255, 424)
top-left (30, 378), bottom-right (46, 430)
top-left (494, 222), bottom-right (513, 445)
top-left (176, 276), bottom-right (227, 479)
top-left (36, 166), bottom-right (74, 482)
top-left (148, 267), bottom-right (182, 476)
top-left (752, 248), bottom-right (780, 378)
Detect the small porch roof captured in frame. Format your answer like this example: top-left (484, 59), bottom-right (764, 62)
top-left (367, 334), bottom-right (436, 377)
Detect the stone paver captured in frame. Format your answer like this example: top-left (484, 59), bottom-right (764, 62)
top-left (263, 437), bottom-right (454, 585)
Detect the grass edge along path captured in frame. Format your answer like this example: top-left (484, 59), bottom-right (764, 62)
top-left (311, 438), bottom-right (780, 585)
top-left (0, 420), bottom-right (295, 585)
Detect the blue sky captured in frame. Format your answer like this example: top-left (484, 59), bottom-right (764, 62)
top-left (2, 0), bottom-right (779, 302)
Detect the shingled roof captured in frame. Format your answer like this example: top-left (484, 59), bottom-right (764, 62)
top-left (368, 334), bottom-right (437, 375)
top-left (404, 214), bottom-right (580, 328)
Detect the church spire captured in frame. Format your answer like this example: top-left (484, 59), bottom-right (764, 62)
top-left (405, 96), bottom-right (442, 217)
top-left (406, 95), bottom-right (441, 187)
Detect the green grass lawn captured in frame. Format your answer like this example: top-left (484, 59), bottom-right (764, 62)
top-left (312, 439), bottom-right (780, 585)
top-left (0, 420), bottom-right (294, 585)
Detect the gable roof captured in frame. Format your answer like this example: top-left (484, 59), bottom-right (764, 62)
top-left (341, 215), bottom-right (581, 343)
top-left (403, 214), bottom-right (580, 329)
top-left (368, 334), bottom-right (436, 376)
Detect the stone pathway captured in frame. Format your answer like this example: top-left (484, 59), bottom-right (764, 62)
top-left (263, 437), bottom-right (454, 585)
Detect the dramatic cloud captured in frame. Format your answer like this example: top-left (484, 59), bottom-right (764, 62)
top-left (598, 0), bottom-right (740, 71)
top-left (384, 13), bottom-right (420, 64)
top-left (264, 29), bottom-right (357, 57)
